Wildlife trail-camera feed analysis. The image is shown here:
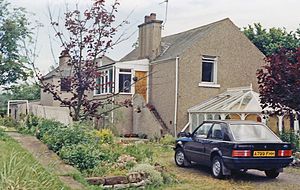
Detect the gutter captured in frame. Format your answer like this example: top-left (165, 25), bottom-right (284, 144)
top-left (174, 56), bottom-right (179, 137)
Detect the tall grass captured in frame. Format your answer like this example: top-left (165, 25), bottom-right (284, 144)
top-left (0, 134), bottom-right (67, 190)
top-left (0, 151), bottom-right (67, 190)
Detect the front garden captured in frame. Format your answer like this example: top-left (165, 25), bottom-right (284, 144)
top-left (1, 115), bottom-right (300, 189)
top-left (0, 115), bottom-right (177, 189)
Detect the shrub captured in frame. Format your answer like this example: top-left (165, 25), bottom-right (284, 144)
top-left (130, 163), bottom-right (163, 187)
top-left (0, 128), bottom-right (8, 141)
top-left (280, 132), bottom-right (300, 152)
top-left (93, 128), bottom-right (114, 144)
top-left (60, 143), bottom-right (109, 171)
top-left (160, 134), bottom-right (175, 146)
top-left (0, 116), bottom-right (18, 128)
top-left (42, 127), bottom-right (92, 153)
top-left (36, 119), bottom-right (64, 140)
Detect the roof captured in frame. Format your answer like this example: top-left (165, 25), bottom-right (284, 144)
top-left (43, 55), bottom-right (115, 80)
top-left (188, 86), bottom-right (263, 114)
top-left (120, 18), bottom-right (230, 62)
top-left (203, 120), bottom-right (263, 125)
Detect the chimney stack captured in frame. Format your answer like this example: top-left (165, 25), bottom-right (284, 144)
top-left (59, 50), bottom-right (71, 66)
top-left (138, 13), bottom-right (163, 60)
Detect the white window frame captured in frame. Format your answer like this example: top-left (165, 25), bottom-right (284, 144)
top-left (94, 68), bottom-right (114, 95)
top-left (117, 68), bottom-right (134, 94)
top-left (199, 55), bottom-right (220, 88)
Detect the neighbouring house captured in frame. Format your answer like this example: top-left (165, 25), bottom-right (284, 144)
top-left (15, 13), bottom-right (297, 137)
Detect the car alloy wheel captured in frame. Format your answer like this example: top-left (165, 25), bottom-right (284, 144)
top-left (175, 148), bottom-right (190, 167)
top-left (212, 156), bottom-right (224, 179)
top-left (175, 149), bottom-right (185, 166)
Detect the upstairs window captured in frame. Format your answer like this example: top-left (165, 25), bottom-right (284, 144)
top-left (95, 68), bottom-right (113, 95)
top-left (119, 69), bottom-right (132, 93)
top-left (201, 56), bottom-right (217, 83)
top-left (60, 78), bottom-right (71, 92)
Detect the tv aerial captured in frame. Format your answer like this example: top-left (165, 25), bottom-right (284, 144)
top-left (159, 0), bottom-right (169, 29)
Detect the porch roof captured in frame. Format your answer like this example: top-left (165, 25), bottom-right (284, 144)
top-left (188, 86), bottom-right (263, 114)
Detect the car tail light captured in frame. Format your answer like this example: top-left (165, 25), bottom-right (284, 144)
top-left (278, 150), bottom-right (292, 157)
top-left (232, 150), bottom-right (251, 157)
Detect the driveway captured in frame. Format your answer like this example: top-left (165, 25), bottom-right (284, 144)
top-left (161, 153), bottom-right (300, 190)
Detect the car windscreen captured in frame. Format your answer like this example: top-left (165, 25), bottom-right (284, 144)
top-left (229, 124), bottom-right (281, 142)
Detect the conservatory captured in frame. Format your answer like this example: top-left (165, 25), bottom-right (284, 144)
top-left (183, 86), bottom-right (299, 133)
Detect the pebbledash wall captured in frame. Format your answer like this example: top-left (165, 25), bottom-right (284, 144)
top-left (11, 102), bottom-right (73, 125)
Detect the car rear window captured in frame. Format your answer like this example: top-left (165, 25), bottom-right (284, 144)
top-left (229, 124), bottom-right (281, 142)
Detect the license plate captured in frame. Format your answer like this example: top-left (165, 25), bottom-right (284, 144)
top-left (253, 151), bottom-right (275, 157)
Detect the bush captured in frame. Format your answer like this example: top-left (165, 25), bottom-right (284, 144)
top-left (280, 132), bottom-right (300, 152)
top-left (36, 119), bottom-right (64, 139)
top-left (0, 128), bottom-right (8, 141)
top-left (93, 129), bottom-right (114, 144)
top-left (130, 163), bottom-right (163, 187)
top-left (160, 134), bottom-right (175, 146)
top-left (42, 127), bottom-right (92, 153)
top-left (60, 143), bottom-right (109, 171)
top-left (0, 116), bottom-right (18, 128)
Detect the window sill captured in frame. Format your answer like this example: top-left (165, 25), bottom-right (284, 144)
top-left (198, 82), bottom-right (220, 88)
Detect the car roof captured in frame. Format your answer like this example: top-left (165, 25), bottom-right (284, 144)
top-left (203, 120), bottom-right (263, 125)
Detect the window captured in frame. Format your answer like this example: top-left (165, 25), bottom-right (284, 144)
top-left (209, 123), bottom-right (223, 140)
top-left (95, 68), bottom-right (113, 95)
top-left (193, 123), bottom-right (213, 138)
top-left (119, 69), bottom-right (132, 93)
top-left (229, 124), bottom-right (281, 142)
top-left (200, 56), bottom-right (219, 87)
top-left (60, 78), bottom-right (71, 92)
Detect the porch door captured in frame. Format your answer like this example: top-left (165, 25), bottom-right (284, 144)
top-left (135, 71), bottom-right (147, 101)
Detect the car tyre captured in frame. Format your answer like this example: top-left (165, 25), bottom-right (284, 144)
top-left (174, 148), bottom-right (190, 167)
top-left (265, 169), bottom-right (280, 179)
top-left (211, 156), bottom-right (224, 179)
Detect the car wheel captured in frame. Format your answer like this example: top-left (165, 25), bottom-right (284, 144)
top-left (211, 156), bottom-right (224, 179)
top-left (265, 169), bottom-right (280, 179)
top-left (174, 148), bottom-right (190, 167)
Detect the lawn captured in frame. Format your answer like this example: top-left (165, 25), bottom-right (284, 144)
top-left (0, 131), bottom-right (68, 190)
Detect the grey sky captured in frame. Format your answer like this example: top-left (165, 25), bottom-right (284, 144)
top-left (11, 0), bottom-right (300, 73)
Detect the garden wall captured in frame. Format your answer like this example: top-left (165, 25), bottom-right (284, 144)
top-left (16, 102), bottom-right (72, 125)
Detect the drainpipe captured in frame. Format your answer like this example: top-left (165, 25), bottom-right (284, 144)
top-left (174, 56), bottom-right (179, 137)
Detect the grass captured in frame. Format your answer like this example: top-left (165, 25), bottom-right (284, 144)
top-left (0, 132), bottom-right (68, 190)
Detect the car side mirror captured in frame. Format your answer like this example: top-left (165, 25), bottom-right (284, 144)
top-left (177, 132), bottom-right (191, 138)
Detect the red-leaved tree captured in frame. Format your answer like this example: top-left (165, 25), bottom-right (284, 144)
top-left (257, 47), bottom-right (300, 130)
top-left (35, 0), bottom-right (131, 121)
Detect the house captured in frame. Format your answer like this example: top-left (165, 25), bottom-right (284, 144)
top-left (37, 13), bottom-right (267, 138)
top-left (113, 13), bottom-right (264, 136)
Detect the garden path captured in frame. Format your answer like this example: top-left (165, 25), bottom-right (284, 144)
top-left (7, 132), bottom-right (86, 190)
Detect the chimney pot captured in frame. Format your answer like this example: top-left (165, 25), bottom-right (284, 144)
top-left (149, 13), bottom-right (156, 20)
top-left (144, 15), bottom-right (150, 23)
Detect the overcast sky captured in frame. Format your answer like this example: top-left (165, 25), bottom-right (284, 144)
top-left (10, 0), bottom-right (300, 73)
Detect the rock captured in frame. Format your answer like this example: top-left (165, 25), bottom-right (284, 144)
top-left (105, 176), bottom-right (129, 185)
top-left (86, 177), bottom-right (105, 185)
top-left (127, 172), bottom-right (145, 183)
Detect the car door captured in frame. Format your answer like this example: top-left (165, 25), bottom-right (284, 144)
top-left (205, 123), bottom-right (231, 163)
top-left (184, 122), bottom-right (213, 165)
